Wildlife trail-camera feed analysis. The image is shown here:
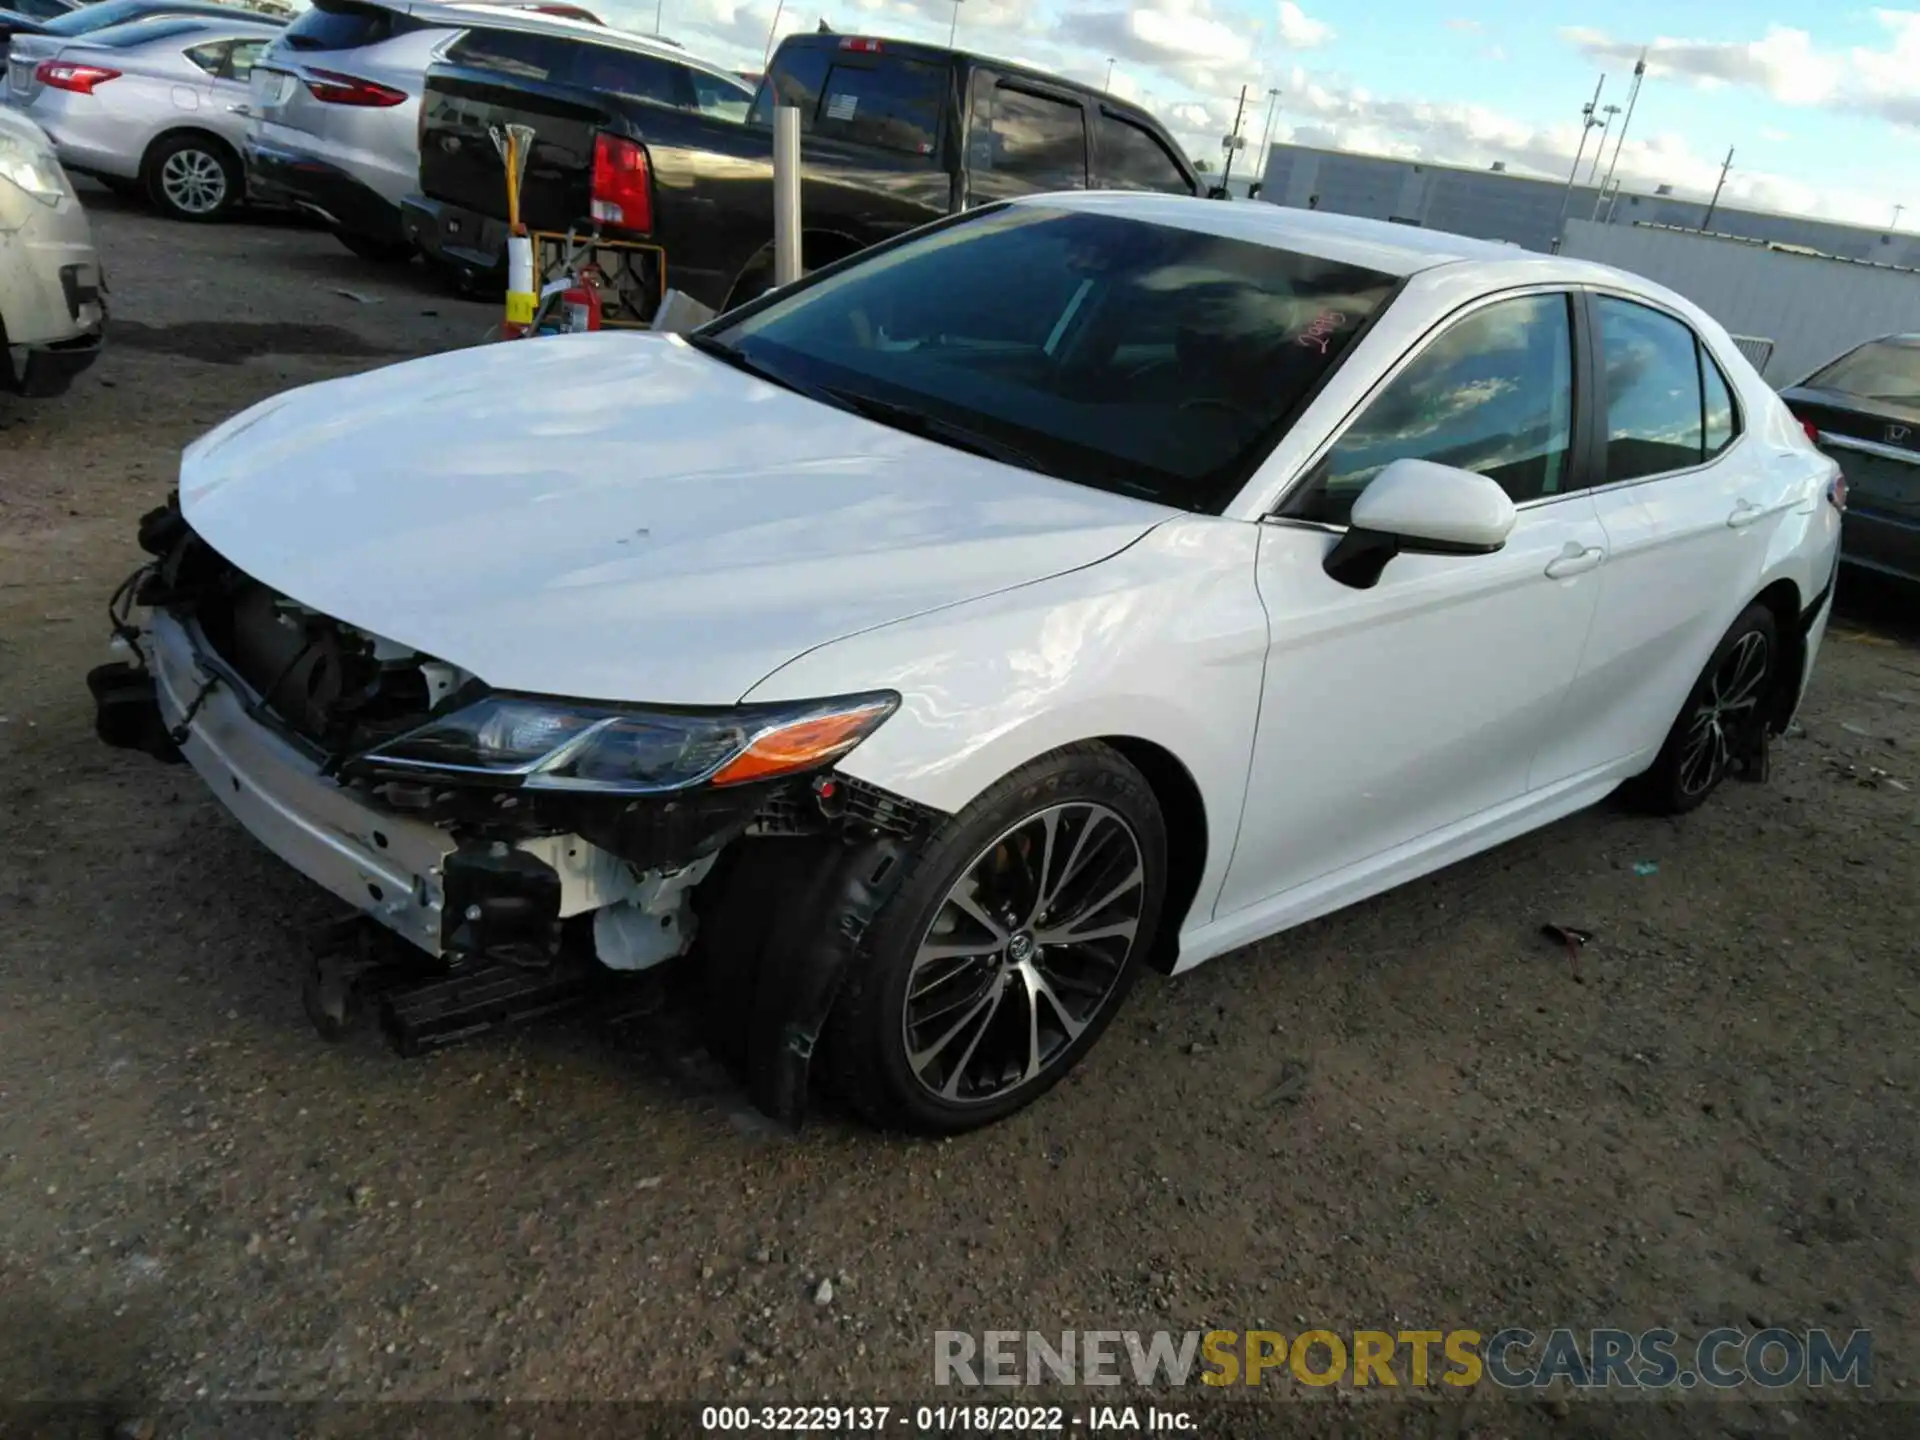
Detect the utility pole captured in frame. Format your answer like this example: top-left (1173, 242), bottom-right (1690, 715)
top-left (1219, 83), bottom-right (1249, 189)
top-left (947, 0), bottom-right (962, 48)
top-left (1894, 203), bottom-right (1907, 230)
top-left (1701, 146), bottom-right (1734, 231)
top-left (1553, 74), bottom-right (1606, 250)
top-left (1585, 105), bottom-right (1619, 183)
top-left (1597, 50), bottom-right (1645, 206)
top-left (1256, 87), bottom-right (1282, 167)
top-left (1104, 57), bottom-right (1114, 90)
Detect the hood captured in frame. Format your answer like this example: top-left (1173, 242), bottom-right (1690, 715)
top-left (180, 331), bottom-right (1170, 705)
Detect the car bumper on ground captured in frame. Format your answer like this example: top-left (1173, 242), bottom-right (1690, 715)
top-left (400, 192), bottom-right (505, 279)
top-left (246, 141), bottom-right (405, 242)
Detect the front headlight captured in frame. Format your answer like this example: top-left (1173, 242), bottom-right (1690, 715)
top-left (350, 691), bottom-right (899, 794)
top-left (0, 129), bottom-right (72, 209)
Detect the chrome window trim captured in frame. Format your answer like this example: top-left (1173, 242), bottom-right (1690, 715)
top-left (1816, 431), bottom-right (1920, 466)
top-left (1267, 281), bottom-right (1752, 531)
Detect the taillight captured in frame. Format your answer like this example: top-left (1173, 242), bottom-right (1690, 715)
top-left (35, 61), bottom-right (120, 94)
top-left (303, 69), bottom-right (407, 107)
top-left (590, 131), bottom-right (651, 232)
top-left (1800, 418), bottom-right (1821, 444)
top-left (1828, 472), bottom-right (1848, 511)
top-left (839, 36), bottom-right (883, 51)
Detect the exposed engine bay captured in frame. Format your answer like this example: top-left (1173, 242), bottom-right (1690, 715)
top-left (90, 495), bottom-right (943, 1123)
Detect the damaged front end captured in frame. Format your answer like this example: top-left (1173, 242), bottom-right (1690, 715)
top-left (92, 495), bottom-right (940, 1123)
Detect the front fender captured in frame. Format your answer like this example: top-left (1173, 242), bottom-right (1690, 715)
top-left (744, 516), bottom-right (1269, 936)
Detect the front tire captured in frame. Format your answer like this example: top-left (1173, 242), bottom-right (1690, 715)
top-left (1631, 602), bottom-right (1779, 814)
top-left (145, 135), bottom-right (241, 222)
top-left (823, 745), bottom-right (1166, 1133)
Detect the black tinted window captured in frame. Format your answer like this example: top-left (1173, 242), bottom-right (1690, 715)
top-left (1598, 296), bottom-right (1705, 481)
top-left (753, 41), bottom-right (827, 124)
top-left (810, 59), bottom-right (943, 154)
top-left (1804, 339), bottom-right (1920, 403)
top-left (1290, 294), bottom-right (1576, 525)
top-left (1702, 349), bottom-right (1737, 457)
top-left (714, 205), bottom-right (1396, 512)
top-left (1098, 112), bottom-right (1191, 194)
top-left (283, 0), bottom-right (418, 50)
top-left (447, 31), bottom-right (696, 109)
top-left (980, 86), bottom-right (1086, 190)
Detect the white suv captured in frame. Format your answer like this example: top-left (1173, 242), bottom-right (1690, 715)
top-left (0, 105), bottom-right (102, 398)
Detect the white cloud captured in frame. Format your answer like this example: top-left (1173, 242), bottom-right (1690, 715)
top-left (1276, 1), bottom-right (1332, 49)
top-left (1443, 18), bottom-right (1480, 32)
top-left (1562, 15), bottom-right (1920, 125)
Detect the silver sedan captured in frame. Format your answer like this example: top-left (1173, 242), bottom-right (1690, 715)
top-left (6, 13), bottom-right (280, 219)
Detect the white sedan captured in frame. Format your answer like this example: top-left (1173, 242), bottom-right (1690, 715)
top-left (96, 193), bottom-right (1844, 1132)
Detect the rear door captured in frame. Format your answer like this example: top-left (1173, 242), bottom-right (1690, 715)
top-left (1555, 293), bottom-right (1772, 776)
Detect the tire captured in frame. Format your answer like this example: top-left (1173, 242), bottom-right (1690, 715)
top-left (337, 232), bottom-right (416, 264)
top-left (1630, 602), bottom-right (1780, 815)
top-left (144, 134), bottom-right (241, 222)
top-left (822, 744), bottom-right (1167, 1133)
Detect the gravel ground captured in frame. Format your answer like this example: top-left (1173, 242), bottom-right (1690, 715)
top-left (2, 191), bottom-right (1918, 1439)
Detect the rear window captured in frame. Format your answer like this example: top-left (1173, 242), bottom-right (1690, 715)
top-left (753, 45), bottom-right (945, 156)
top-left (714, 204), bottom-right (1398, 513)
top-left (283, 0), bottom-right (423, 51)
top-left (39, 0), bottom-right (208, 34)
top-left (444, 29), bottom-right (699, 109)
top-left (1804, 339), bottom-right (1920, 405)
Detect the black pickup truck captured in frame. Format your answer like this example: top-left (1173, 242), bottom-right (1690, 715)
top-left (401, 27), bottom-right (1202, 316)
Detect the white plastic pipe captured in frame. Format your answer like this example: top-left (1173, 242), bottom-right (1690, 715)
top-left (773, 103), bottom-right (802, 288)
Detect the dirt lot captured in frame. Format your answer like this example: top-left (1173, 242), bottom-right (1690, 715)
top-left (2, 191), bottom-right (1919, 1438)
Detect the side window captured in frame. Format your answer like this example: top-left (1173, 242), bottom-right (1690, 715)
top-left (225, 40), bottom-right (267, 81)
top-left (1701, 346), bottom-right (1738, 457)
top-left (752, 43), bottom-right (828, 126)
top-left (689, 68), bottom-right (750, 123)
top-left (571, 47), bottom-right (696, 109)
top-left (1596, 295), bottom-right (1705, 481)
top-left (1289, 293), bottom-right (1577, 525)
top-left (983, 85), bottom-right (1086, 191)
top-left (184, 41), bottom-right (228, 77)
top-left (1097, 111), bottom-right (1193, 194)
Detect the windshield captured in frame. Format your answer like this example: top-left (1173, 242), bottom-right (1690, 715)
top-left (1805, 338), bottom-right (1920, 405)
top-left (709, 205), bottom-right (1397, 511)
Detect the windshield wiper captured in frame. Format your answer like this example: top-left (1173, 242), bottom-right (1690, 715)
top-left (821, 388), bottom-right (1048, 473)
top-left (682, 333), bottom-right (852, 411)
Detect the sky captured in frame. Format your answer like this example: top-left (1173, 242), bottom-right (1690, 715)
top-left (590, 0), bottom-right (1919, 229)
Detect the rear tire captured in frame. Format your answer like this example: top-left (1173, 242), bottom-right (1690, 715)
top-left (822, 745), bottom-right (1166, 1133)
top-left (337, 232), bottom-right (416, 264)
top-left (144, 134), bottom-right (241, 222)
top-left (1629, 603), bottom-right (1779, 815)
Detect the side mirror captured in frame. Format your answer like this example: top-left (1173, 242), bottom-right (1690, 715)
top-left (1323, 459), bottom-right (1516, 589)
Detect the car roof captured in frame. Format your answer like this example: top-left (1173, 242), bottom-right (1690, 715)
top-left (1015, 192), bottom-right (1541, 275)
top-left (399, 0), bottom-right (744, 82)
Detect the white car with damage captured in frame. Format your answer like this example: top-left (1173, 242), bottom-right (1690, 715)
top-left (95, 194), bottom-right (1844, 1132)
top-left (1, 103), bottom-right (102, 397)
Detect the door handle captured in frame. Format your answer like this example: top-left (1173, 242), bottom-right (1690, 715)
top-left (1727, 498), bottom-right (1766, 528)
top-left (1544, 543), bottom-right (1605, 579)
top-left (228, 103), bottom-right (251, 115)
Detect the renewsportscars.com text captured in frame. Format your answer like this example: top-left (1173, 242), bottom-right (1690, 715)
top-left (934, 1328), bottom-right (1872, 1391)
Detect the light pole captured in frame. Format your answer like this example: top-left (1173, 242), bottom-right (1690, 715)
top-left (761, 0), bottom-right (784, 66)
top-left (1552, 74), bottom-right (1605, 250)
top-left (1256, 86), bottom-right (1281, 166)
top-left (947, 0), bottom-right (962, 48)
top-left (1597, 51), bottom-right (1645, 205)
top-left (1585, 104), bottom-right (1618, 184)
top-left (1218, 83), bottom-right (1249, 189)
top-left (653, 0), bottom-right (662, 33)
top-left (1894, 203), bottom-right (1907, 231)
top-left (1104, 57), bottom-right (1115, 90)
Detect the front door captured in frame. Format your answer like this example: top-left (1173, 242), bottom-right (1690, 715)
top-left (1216, 290), bottom-right (1610, 919)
